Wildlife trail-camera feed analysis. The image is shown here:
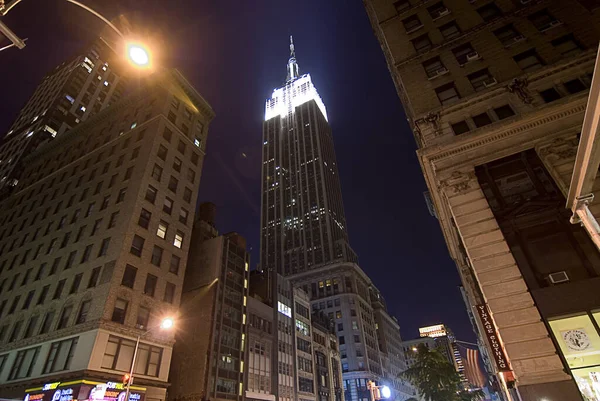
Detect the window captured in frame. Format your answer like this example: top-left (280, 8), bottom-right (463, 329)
top-left (173, 157), bottom-right (182, 172)
top-left (354, 335), bottom-right (360, 343)
top-left (76, 300), bottom-right (91, 324)
top-left (85, 202), bottom-right (95, 217)
top-left (451, 120), bottom-right (470, 135)
top-left (179, 208), bottom-right (189, 225)
top-left (111, 299), bottom-right (128, 324)
top-left (435, 83), bottom-right (460, 105)
top-left (157, 221), bottom-right (168, 239)
top-left (468, 69), bottom-right (495, 91)
top-left (151, 164), bottom-right (163, 181)
top-left (182, 188), bottom-right (192, 204)
top-left (338, 323), bottom-right (344, 331)
top-left (109, 174), bottom-right (117, 188)
top-left (452, 42), bottom-right (477, 65)
top-left (186, 168), bottom-right (195, 183)
top-left (137, 306), bottom-right (150, 329)
top-left (473, 112), bottom-right (493, 127)
top-left (88, 267), bottom-right (101, 288)
top-left (339, 336), bottom-right (345, 345)
top-left (494, 105), bottom-right (516, 120)
top-left (552, 34), bottom-right (582, 57)
top-left (477, 3), bottom-right (501, 22)
top-left (412, 34), bottom-right (432, 53)
top-left (439, 21), bottom-right (460, 40)
top-left (8, 346), bottom-right (40, 380)
top-left (70, 274), bottom-right (83, 294)
top-left (108, 212), bottom-right (118, 229)
top-left (144, 274), bottom-right (157, 297)
top-left (122, 264), bottom-right (137, 288)
top-left (22, 291), bottom-right (35, 310)
top-left (163, 197), bottom-right (174, 214)
top-left (394, 0), bottom-right (410, 13)
top-left (60, 232), bottom-right (71, 248)
top-left (191, 152), bottom-right (199, 165)
top-left (168, 176), bottom-right (178, 193)
top-left (514, 49), bottom-right (544, 72)
top-left (151, 246), bottom-right (163, 266)
top-left (164, 282), bottom-right (176, 303)
top-left (163, 128), bottom-right (173, 142)
top-left (177, 140), bottom-right (186, 155)
top-left (170, 255), bottom-right (181, 275)
top-left (81, 245), bottom-right (92, 263)
top-left (65, 251), bottom-right (77, 269)
top-left (174, 231), bottom-right (184, 248)
top-left (529, 9), bottom-right (560, 32)
top-left (564, 79), bottom-right (587, 94)
top-left (53, 280), bottom-right (66, 300)
top-left (494, 24), bottom-right (523, 46)
top-left (57, 305), bottom-right (73, 329)
top-left (37, 286), bottom-right (49, 305)
top-left (124, 166), bottom-right (133, 180)
top-left (427, 2), bottom-right (450, 20)
top-left (42, 337), bottom-right (78, 375)
top-left (402, 15), bottom-right (423, 33)
top-left (39, 311), bottom-right (54, 334)
top-left (117, 188), bottom-right (127, 203)
top-left (422, 57), bottom-right (447, 79)
top-left (138, 209), bottom-right (152, 229)
top-left (540, 87), bottom-right (562, 103)
top-left (130, 235), bottom-right (145, 257)
top-left (299, 378), bottom-right (314, 393)
top-left (23, 315), bottom-right (38, 338)
top-left (145, 185), bottom-right (157, 203)
top-left (35, 263), bottom-right (46, 281)
top-left (157, 145), bottom-right (168, 160)
top-left (91, 219), bottom-right (103, 236)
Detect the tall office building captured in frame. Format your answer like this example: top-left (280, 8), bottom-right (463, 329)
top-left (0, 66), bottom-right (213, 401)
top-left (0, 20), bottom-right (130, 197)
top-left (419, 324), bottom-right (467, 387)
top-left (169, 206), bottom-right (250, 401)
top-left (260, 39), bottom-right (413, 401)
top-left (365, 0), bottom-right (600, 399)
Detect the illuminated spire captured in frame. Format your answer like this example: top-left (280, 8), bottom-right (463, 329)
top-left (286, 35), bottom-right (299, 82)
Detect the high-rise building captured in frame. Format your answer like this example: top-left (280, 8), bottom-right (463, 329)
top-left (0, 67), bottom-right (213, 401)
top-left (364, 0), bottom-right (600, 399)
top-left (0, 20), bottom-right (131, 197)
top-left (419, 324), bottom-right (467, 387)
top-left (169, 206), bottom-right (250, 401)
top-left (246, 293), bottom-right (276, 401)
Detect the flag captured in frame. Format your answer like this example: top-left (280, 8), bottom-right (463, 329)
top-left (465, 348), bottom-right (486, 388)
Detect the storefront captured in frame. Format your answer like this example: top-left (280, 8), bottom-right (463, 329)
top-left (24, 380), bottom-right (146, 401)
top-left (549, 312), bottom-right (600, 401)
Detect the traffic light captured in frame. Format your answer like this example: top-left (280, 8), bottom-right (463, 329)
top-left (122, 373), bottom-right (131, 384)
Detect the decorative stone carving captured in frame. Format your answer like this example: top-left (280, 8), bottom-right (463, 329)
top-left (537, 136), bottom-right (580, 161)
top-left (506, 78), bottom-right (533, 104)
top-left (415, 111), bottom-right (443, 137)
top-left (438, 169), bottom-right (477, 195)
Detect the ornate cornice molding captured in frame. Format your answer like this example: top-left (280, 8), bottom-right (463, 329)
top-left (506, 77), bottom-right (533, 104)
top-left (437, 169), bottom-right (477, 196)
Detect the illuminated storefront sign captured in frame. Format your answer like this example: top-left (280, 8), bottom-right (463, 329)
top-left (475, 304), bottom-right (510, 371)
top-left (24, 380), bottom-right (146, 401)
top-left (419, 324), bottom-right (447, 338)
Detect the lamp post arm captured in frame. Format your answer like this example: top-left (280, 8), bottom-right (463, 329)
top-left (124, 335), bottom-right (141, 401)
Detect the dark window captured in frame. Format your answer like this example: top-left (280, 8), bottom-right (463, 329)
top-left (111, 299), bottom-right (128, 324)
top-left (472, 112), bottom-right (493, 127)
top-left (151, 164), bottom-right (163, 181)
top-left (514, 49), bottom-right (544, 72)
top-left (403, 15), bottom-right (423, 33)
top-left (170, 255), bottom-right (181, 275)
top-left (138, 209), bottom-right (152, 229)
top-left (65, 251), bottom-right (77, 269)
top-left (53, 280), bottom-right (65, 300)
top-left (23, 316), bottom-right (38, 338)
top-left (144, 274), bottom-right (157, 297)
top-left (494, 25), bottom-right (524, 46)
top-left (552, 34), bottom-right (582, 57)
top-left (183, 188), bottom-right (192, 203)
top-left (157, 145), bottom-right (168, 161)
top-left (339, 336), bottom-right (345, 345)
top-left (163, 198), bottom-right (174, 214)
top-left (494, 105), bottom-right (516, 120)
top-left (168, 176), bottom-right (178, 193)
top-left (163, 128), bottom-right (172, 142)
top-left (124, 166), bottom-right (133, 180)
top-left (81, 245), bottom-right (92, 263)
top-left (439, 21), bottom-right (461, 40)
top-left (130, 235), bottom-right (145, 257)
top-left (452, 42), bottom-right (478, 65)
top-left (173, 157), bottom-right (182, 172)
top-left (191, 152), bottom-right (199, 165)
top-left (69, 274), bottom-right (82, 294)
top-left (435, 83), bottom-right (460, 105)
top-left (136, 306), bottom-right (150, 329)
top-left (177, 140), bottom-right (186, 155)
top-left (88, 267), bottom-right (101, 288)
top-left (179, 208), bottom-right (189, 225)
top-left (540, 87), bottom-right (562, 103)
top-left (412, 34), bottom-right (432, 53)
top-left (22, 290), bottom-right (35, 310)
top-left (451, 121), bottom-right (470, 135)
top-left (422, 57), bottom-right (447, 78)
top-left (151, 246), bottom-right (163, 266)
top-left (394, 0), bottom-right (411, 13)
top-left (9, 321), bottom-right (22, 342)
top-left (477, 3), bottom-right (501, 22)
top-left (122, 264), bottom-right (137, 288)
top-left (76, 300), bottom-right (91, 324)
top-left (98, 238), bottom-right (110, 257)
top-left (39, 311), bottom-right (55, 334)
top-left (57, 305), bottom-right (73, 329)
top-left (564, 79), bottom-right (586, 94)
top-left (164, 282), bottom-right (176, 303)
top-left (528, 9), bottom-right (560, 32)
top-left (117, 188), bottom-right (126, 203)
top-left (468, 69), bottom-right (495, 91)
top-left (37, 286), bottom-right (49, 305)
top-left (427, 2), bottom-right (450, 20)
top-left (145, 185), bottom-right (157, 203)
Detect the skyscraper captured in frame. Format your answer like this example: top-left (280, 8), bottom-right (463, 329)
top-left (260, 39), bottom-right (413, 401)
top-left (261, 37), bottom-right (356, 277)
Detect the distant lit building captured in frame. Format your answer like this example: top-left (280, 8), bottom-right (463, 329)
top-left (419, 324), bottom-right (466, 387)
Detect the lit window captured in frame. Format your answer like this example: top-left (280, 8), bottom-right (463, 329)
top-left (66, 95), bottom-right (75, 104)
top-left (104, 81), bottom-right (109, 86)
top-left (130, 122), bottom-right (137, 129)
top-left (80, 106), bottom-right (86, 112)
top-left (156, 221), bottom-right (168, 239)
top-left (174, 231), bottom-right (184, 249)
top-left (194, 138), bottom-right (201, 147)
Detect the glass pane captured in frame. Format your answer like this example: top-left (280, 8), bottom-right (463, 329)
top-left (549, 314), bottom-right (600, 369)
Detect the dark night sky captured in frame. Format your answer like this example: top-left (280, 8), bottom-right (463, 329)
top-left (0, 0), bottom-right (474, 342)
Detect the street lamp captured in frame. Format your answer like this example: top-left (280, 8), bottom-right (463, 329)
top-left (1, 0), bottom-right (153, 68)
top-left (367, 381), bottom-right (392, 401)
top-left (123, 317), bottom-right (174, 401)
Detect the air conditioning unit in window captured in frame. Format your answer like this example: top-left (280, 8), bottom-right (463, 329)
top-left (540, 20), bottom-right (563, 32)
top-left (483, 77), bottom-right (498, 87)
top-left (510, 34), bottom-right (526, 44)
top-left (548, 271), bottom-right (570, 284)
top-left (433, 8), bottom-right (450, 19)
top-left (428, 67), bottom-right (449, 80)
top-left (466, 51), bottom-right (480, 62)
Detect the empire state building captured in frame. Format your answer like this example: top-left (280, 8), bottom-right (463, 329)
top-left (260, 37), bottom-right (356, 276)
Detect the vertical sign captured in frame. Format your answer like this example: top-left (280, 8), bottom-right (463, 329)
top-left (475, 304), bottom-right (511, 371)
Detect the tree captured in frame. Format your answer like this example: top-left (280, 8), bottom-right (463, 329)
top-left (399, 344), bottom-right (484, 401)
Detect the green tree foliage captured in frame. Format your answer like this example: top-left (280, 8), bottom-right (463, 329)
top-left (399, 344), bottom-right (485, 401)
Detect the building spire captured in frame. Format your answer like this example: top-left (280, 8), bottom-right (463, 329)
top-left (286, 35), bottom-right (299, 82)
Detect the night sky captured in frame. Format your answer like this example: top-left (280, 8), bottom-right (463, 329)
top-left (0, 1), bottom-right (474, 342)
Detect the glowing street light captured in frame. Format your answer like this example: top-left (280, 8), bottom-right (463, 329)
top-left (126, 43), bottom-right (151, 68)
top-left (160, 316), bottom-right (174, 329)
top-left (380, 386), bottom-right (391, 399)
top-left (367, 381), bottom-right (392, 401)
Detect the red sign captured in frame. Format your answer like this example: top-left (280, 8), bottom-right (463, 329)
top-left (475, 304), bottom-right (511, 372)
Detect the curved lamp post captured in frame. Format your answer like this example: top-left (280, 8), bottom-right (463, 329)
top-left (0, 0), bottom-right (151, 67)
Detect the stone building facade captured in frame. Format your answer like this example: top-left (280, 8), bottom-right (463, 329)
top-left (364, 0), bottom-right (600, 399)
top-left (0, 69), bottom-right (213, 401)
